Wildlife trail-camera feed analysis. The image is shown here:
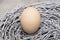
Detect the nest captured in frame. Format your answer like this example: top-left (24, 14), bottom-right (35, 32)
top-left (0, 3), bottom-right (60, 40)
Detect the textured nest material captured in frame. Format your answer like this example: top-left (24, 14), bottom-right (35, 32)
top-left (0, 3), bottom-right (60, 40)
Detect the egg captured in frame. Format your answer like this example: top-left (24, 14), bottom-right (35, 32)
top-left (20, 7), bottom-right (41, 34)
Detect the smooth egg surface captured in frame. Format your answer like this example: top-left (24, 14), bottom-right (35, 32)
top-left (21, 7), bottom-right (41, 34)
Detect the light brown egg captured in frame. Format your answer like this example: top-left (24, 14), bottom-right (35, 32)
top-left (20, 7), bottom-right (41, 34)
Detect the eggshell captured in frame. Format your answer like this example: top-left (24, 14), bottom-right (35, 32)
top-left (20, 7), bottom-right (41, 34)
